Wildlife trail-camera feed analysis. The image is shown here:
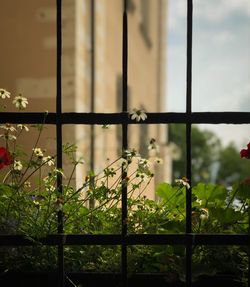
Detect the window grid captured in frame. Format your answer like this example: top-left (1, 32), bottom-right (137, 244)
top-left (0, 1), bottom-right (249, 287)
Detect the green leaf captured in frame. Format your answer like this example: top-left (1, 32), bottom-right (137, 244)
top-left (193, 183), bottom-right (227, 206)
top-left (237, 182), bottom-right (250, 200)
top-left (156, 183), bottom-right (185, 209)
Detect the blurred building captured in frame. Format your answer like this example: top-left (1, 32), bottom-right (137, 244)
top-left (0, 0), bottom-right (169, 200)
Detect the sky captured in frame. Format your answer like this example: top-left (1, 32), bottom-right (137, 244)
top-left (166, 0), bottom-right (250, 147)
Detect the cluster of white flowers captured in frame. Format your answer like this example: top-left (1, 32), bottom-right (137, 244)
top-left (0, 88), bottom-right (29, 110)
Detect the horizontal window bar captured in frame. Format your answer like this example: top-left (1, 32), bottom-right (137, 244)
top-left (0, 234), bottom-right (249, 246)
top-left (1, 112), bottom-right (250, 125)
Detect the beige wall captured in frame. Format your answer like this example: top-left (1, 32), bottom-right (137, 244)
top-left (0, 0), bottom-right (169, 200)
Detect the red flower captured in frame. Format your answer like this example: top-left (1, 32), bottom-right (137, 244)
top-left (0, 147), bottom-right (13, 169)
top-left (240, 149), bottom-right (250, 158)
top-left (240, 142), bottom-right (250, 159)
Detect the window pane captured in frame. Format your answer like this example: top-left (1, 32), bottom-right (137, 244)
top-left (167, 0), bottom-right (187, 112)
top-left (128, 0), bottom-right (168, 113)
top-left (127, 245), bottom-right (186, 285)
top-left (193, 0), bottom-right (250, 112)
top-left (191, 124), bottom-right (249, 234)
top-left (62, 0), bottom-right (123, 113)
top-left (0, 0), bottom-right (56, 112)
top-left (63, 125), bottom-right (122, 234)
top-left (65, 245), bottom-right (121, 276)
top-left (192, 246), bottom-right (248, 285)
top-left (0, 124), bottom-right (56, 235)
top-left (0, 246), bottom-right (57, 273)
top-left (191, 124), bottom-right (250, 185)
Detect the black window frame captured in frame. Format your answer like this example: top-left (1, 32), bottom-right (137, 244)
top-left (0, 1), bottom-right (249, 287)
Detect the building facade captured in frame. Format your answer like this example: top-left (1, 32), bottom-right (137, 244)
top-left (0, 0), bottom-right (169, 200)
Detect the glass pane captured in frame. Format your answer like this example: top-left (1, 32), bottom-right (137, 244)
top-left (127, 245), bottom-right (186, 285)
top-left (0, 0), bottom-right (56, 112)
top-left (63, 125), bottom-right (122, 234)
top-left (167, 0), bottom-right (187, 112)
top-left (0, 124), bottom-right (56, 235)
top-left (126, 124), bottom-right (186, 234)
top-left (65, 245), bottom-right (121, 282)
top-left (191, 124), bottom-right (250, 185)
top-left (128, 0), bottom-right (168, 113)
top-left (192, 246), bottom-right (248, 286)
top-left (193, 0), bottom-right (250, 112)
top-left (191, 124), bottom-right (249, 234)
top-left (62, 0), bottom-right (123, 113)
top-left (0, 246), bottom-right (57, 272)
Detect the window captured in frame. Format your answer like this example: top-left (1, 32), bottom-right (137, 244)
top-left (0, 1), bottom-right (249, 287)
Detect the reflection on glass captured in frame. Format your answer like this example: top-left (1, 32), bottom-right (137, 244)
top-left (193, 0), bottom-right (250, 112)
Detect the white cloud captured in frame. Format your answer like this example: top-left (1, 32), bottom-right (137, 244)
top-left (168, 0), bottom-right (186, 32)
top-left (194, 0), bottom-right (250, 22)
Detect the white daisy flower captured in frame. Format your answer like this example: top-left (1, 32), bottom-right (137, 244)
top-left (0, 89), bottom-right (11, 99)
top-left (46, 185), bottom-right (56, 192)
top-left (200, 208), bottom-right (209, 221)
top-left (175, 177), bottom-right (190, 189)
top-left (24, 181), bottom-right (31, 188)
top-left (138, 158), bottom-right (151, 168)
top-left (123, 149), bottom-right (138, 158)
top-left (0, 124), bottom-right (16, 132)
top-left (148, 138), bottom-right (159, 152)
top-left (0, 134), bottom-right (16, 141)
top-left (13, 160), bottom-right (23, 171)
top-left (33, 147), bottom-right (44, 158)
top-left (196, 199), bottom-right (202, 205)
top-left (129, 108), bottom-right (147, 122)
top-left (12, 95), bottom-right (28, 110)
top-left (53, 168), bottom-right (65, 178)
top-left (17, 124), bottom-right (29, 132)
top-left (43, 156), bottom-right (55, 166)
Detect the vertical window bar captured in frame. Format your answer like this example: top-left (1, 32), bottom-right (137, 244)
top-left (122, 0), bottom-right (128, 286)
top-left (186, 0), bottom-right (193, 286)
top-left (56, 0), bottom-right (64, 286)
top-left (89, 0), bottom-right (96, 209)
